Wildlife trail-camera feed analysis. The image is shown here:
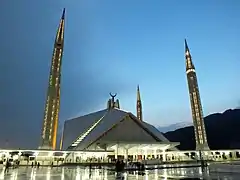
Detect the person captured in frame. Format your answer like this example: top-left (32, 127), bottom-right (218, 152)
top-left (4, 160), bottom-right (9, 173)
top-left (89, 163), bottom-right (92, 179)
top-left (120, 160), bottom-right (125, 171)
top-left (115, 160), bottom-right (121, 172)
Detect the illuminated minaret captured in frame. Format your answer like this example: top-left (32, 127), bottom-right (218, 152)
top-left (39, 9), bottom-right (65, 150)
top-left (136, 85), bottom-right (143, 121)
top-left (185, 39), bottom-right (209, 151)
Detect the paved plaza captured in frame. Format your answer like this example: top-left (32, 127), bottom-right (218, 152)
top-left (0, 166), bottom-right (240, 180)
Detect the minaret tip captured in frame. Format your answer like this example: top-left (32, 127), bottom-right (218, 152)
top-left (137, 85), bottom-right (141, 101)
top-left (61, 8), bottom-right (65, 19)
top-left (185, 38), bottom-right (189, 51)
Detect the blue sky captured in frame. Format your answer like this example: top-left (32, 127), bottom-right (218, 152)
top-left (0, 0), bottom-right (239, 147)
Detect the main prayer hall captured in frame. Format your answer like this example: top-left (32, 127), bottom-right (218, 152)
top-left (60, 93), bottom-right (179, 162)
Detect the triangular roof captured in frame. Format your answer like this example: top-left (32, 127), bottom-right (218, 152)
top-left (62, 108), bottom-right (172, 150)
top-left (84, 113), bottom-right (170, 150)
top-left (73, 108), bottom-right (128, 150)
top-left (62, 109), bottom-right (108, 150)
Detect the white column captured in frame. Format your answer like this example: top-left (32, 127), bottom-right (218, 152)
top-left (34, 152), bottom-right (39, 163)
top-left (71, 153), bottom-right (74, 163)
top-left (154, 149), bottom-right (157, 159)
top-left (202, 150), bottom-right (209, 160)
top-left (162, 150), bottom-right (166, 162)
top-left (144, 149), bottom-right (147, 160)
top-left (115, 144), bottom-right (119, 159)
top-left (18, 152), bottom-right (22, 162)
top-left (124, 148), bottom-right (128, 160)
top-left (48, 152), bottom-right (54, 164)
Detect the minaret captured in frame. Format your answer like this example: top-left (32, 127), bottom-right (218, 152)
top-left (136, 85), bottom-right (143, 121)
top-left (185, 39), bottom-right (209, 151)
top-left (39, 9), bottom-right (65, 150)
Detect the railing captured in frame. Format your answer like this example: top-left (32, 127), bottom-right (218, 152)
top-left (69, 115), bottom-right (106, 148)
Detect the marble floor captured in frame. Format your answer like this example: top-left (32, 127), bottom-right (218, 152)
top-left (0, 166), bottom-right (239, 180)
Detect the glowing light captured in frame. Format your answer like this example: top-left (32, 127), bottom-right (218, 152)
top-left (71, 115), bottom-right (106, 147)
top-left (12, 155), bottom-right (18, 160)
top-left (46, 168), bottom-right (51, 180)
top-left (104, 169), bottom-right (108, 179)
top-left (30, 168), bottom-right (36, 180)
top-left (10, 169), bottom-right (18, 180)
top-left (0, 169), bottom-right (5, 180)
top-left (154, 169), bottom-right (158, 180)
top-left (145, 170), bottom-right (149, 180)
top-left (75, 167), bottom-right (80, 180)
top-left (163, 169), bottom-right (168, 180)
top-left (186, 68), bottom-right (195, 74)
top-left (61, 168), bottom-right (65, 180)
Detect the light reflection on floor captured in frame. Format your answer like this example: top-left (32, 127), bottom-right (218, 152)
top-left (0, 166), bottom-right (239, 180)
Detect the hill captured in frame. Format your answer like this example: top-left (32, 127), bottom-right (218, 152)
top-left (163, 109), bottom-right (240, 150)
top-left (158, 121), bottom-right (192, 133)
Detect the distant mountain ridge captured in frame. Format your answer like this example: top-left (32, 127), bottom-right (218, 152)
top-left (158, 121), bottom-right (192, 133)
top-left (163, 109), bottom-right (240, 150)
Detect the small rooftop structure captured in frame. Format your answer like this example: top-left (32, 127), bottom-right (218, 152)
top-left (107, 93), bottom-right (120, 110)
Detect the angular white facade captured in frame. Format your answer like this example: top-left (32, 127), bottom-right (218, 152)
top-left (62, 108), bottom-right (179, 152)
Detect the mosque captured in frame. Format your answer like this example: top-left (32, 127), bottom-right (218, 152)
top-left (1, 9), bottom-right (239, 167)
top-left (60, 90), bottom-right (180, 163)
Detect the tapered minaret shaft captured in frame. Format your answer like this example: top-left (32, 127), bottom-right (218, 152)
top-left (137, 85), bottom-right (143, 121)
top-left (39, 9), bottom-right (65, 150)
top-left (185, 39), bottom-right (209, 151)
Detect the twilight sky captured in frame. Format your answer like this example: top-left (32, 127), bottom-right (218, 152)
top-left (0, 0), bottom-right (239, 148)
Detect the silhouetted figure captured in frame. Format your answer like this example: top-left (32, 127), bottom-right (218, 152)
top-left (136, 162), bottom-right (141, 170)
top-left (31, 162), bottom-right (34, 167)
top-left (120, 160), bottom-right (125, 171)
top-left (115, 160), bottom-right (125, 172)
top-left (89, 163), bottom-right (92, 178)
top-left (4, 161), bottom-right (9, 173)
top-left (37, 162), bottom-right (40, 168)
top-left (116, 160), bottom-right (125, 180)
top-left (115, 160), bottom-right (121, 172)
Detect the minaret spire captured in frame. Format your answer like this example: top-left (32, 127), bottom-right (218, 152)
top-left (137, 85), bottom-right (141, 101)
top-left (185, 40), bottom-right (209, 151)
top-left (62, 8), bottom-right (65, 19)
top-left (185, 38), bottom-right (195, 71)
top-left (136, 85), bottom-right (143, 121)
top-left (184, 38), bottom-right (189, 51)
top-left (39, 9), bottom-right (65, 150)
